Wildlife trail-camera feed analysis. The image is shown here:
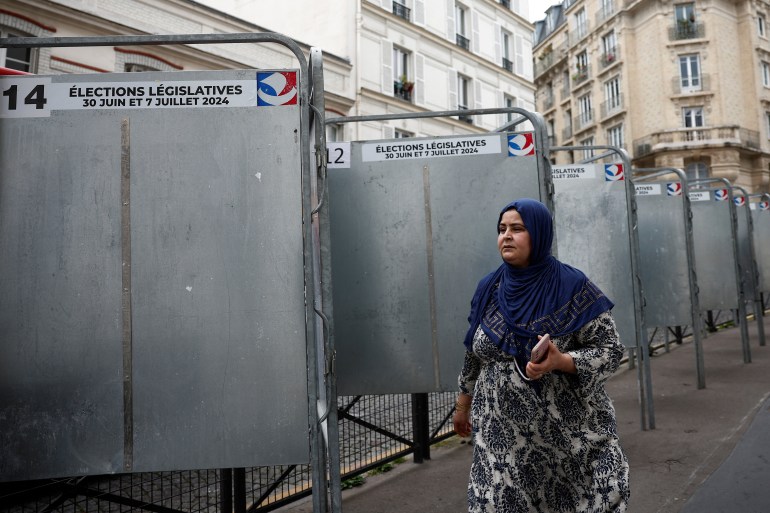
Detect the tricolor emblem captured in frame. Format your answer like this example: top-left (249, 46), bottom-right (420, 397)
top-left (257, 71), bottom-right (298, 106)
top-left (507, 133), bottom-right (535, 157)
top-left (667, 182), bottom-right (682, 196)
top-left (715, 189), bottom-right (729, 201)
top-left (760, 201), bottom-right (770, 211)
top-left (734, 196), bottom-right (746, 207)
top-left (605, 164), bottom-right (624, 181)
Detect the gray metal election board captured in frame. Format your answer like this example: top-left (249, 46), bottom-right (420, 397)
top-left (0, 69), bottom-right (310, 480)
top-left (735, 195), bottom-right (758, 300)
top-left (689, 189), bottom-right (740, 310)
top-left (329, 132), bottom-right (545, 395)
top-left (551, 163), bottom-right (637, 348)
top-left (635, 181), bottom-right (694, 327)
top-left (752, 199), bottom-right (770, 293)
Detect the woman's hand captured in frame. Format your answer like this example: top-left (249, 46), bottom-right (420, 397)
top-left (453, 394), bottom-right (472, 437)
top-left (526, 336), bottom-right (577, 379)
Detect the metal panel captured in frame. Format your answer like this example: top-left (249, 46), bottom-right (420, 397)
top-left (752, 202), bottom-right (770, 293)
top-left (329, 133), bottom-right (544, 395)
top-left (690, 191), bottom-right (739, 310)
top-left (129, 101), bottom-right (308, 471)
top-left (551, 164), bottom-right (638, 348)
top-left (0, 112), bottom-right (124, 479)
top-left (635, 183), bottom-right (692, 327)
top-left (0, 69), bottom-right (310, 480)
top-left (736, 199), bottom-right (758, 299)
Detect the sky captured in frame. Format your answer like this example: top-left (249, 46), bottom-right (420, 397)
top-left (528, 0), bottom-right (556, 23)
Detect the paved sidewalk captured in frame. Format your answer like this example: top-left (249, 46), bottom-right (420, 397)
top-left (281, 315), bottom-right (770, 512)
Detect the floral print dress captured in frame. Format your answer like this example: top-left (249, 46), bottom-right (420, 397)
top-left (458, 311), bottom-right (630, 513)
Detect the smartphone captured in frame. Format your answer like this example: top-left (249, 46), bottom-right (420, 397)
top-left (530, 334), bottom-right (551, 363)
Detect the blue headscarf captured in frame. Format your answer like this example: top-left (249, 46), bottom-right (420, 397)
top-left (462, 198), bottom-right (614, 359)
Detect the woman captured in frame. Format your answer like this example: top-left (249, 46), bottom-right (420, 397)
top-left (453, 198), bottom-right (629, 513)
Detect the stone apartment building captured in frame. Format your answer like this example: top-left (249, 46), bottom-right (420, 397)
top-left (532, 0), bottom-right (770, 191)
top-left (1, 0), bottom-right (536, 143)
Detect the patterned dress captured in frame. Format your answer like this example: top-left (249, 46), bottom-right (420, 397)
top-left (459, 311), bottom-right (630, 513)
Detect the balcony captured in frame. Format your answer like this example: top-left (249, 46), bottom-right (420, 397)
top-left (600, 95), bottom-right (623, 118)
top-left (457, 105), bottom-right (473, 124)
top-left (595, 2), bottom-right (616, 25)
top-left (570, 22), bottom-right (590, 46)
top-left (393, 1), bottom-right (411, 21)
top-left (632, 126), bottom-right (760, 157)
top-left (669, 21), bottom-right (705, 41)
top-left (534, 52), bottom-right (554, 77)
top-left (456, 33), bottom-right (470, 50)
top-left (600, 46), bottom-right (620, 69)
top-left (542, 93), bottom-right (555, 111)
top-left (574, 110), bottom-right (594, 131)
top-left (502, 57), bottom-right (513, 73)
top-left (393, 79), bottom-right (414, 102)
top-left (572, 64), bottom-right (591, 86)
top-left (671, 73), bottom-right (710, 94)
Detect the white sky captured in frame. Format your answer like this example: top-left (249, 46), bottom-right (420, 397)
top-left (527, 0), bottom-right (556, 23)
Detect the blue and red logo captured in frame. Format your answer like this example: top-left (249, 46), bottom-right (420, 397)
top-left (257, 71), bottom-right (298, 106)
top-left (715, 189), bottom-right (729, 201)
top-left (734, 196), bottom-right (746, 207)
top-left (507, 133), bottom-right (535, 157)
top-left (605, 164), bottom-right (624, 181)
top-left (667, 182), bottom-right (682, 196)
top-left (760, 201), bottom-right (770, 211)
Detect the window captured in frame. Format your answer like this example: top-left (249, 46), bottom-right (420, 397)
top-left (683, 106), bottom-right (704, 140)
top-left (563, 109), bottom-right (573, 140)
top-left (125, 63), bottom-right (158, 72)
top-left (674, 3), bottom-right (697, 39)
top-left (607, 124), bottom-right (624, 148)
top-left (675, 3), bottom-right (695, 23)
top-left (604, 76), bottom-right (621, 115)
top-left (601, 31), bottom-right (617, 66)
top-left (575, 8), bottom-right (588, 39)
top-left (574, 51), bottom-right (589, 83)
top-left (763, 62), bottom-right (770, 87)
top-left (679, 54), bottom-right (701, 92)
top-left (547, 119), bottom-right (556, 146)
top-left (326, 123), bottom-right (342, 142)
top-left (766, 112), bottom-right (770, 138)
top-left (760, 14), bottom-right (767, 38)
top-left (580, 136), bottom-right (595, 160)
top-left (578, 93), bottom-right (593, 128)
top-left (394, 129), bottom-right (412, 138)
top-left (0, 27), bottom-right (34, 72)
top-left (502, 29), bottom-right (513, 72)
top-left (393, 47), bottom-right (413, 101)
top-left (685, 162), bottom-right (708, 180)
top-left (504, 95), bottom-right (516, 122)
top-left (458, 74), bottom-right (472, 122)
top-left (456, 4), bottom-right (470, 49)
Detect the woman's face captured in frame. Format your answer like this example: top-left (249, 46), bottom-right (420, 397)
top-left (497, 209), bottom-right (532, 267)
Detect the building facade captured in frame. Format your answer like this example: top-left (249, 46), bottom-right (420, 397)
top-left (533, 0), bottom-right (770, 191)
top-left (202, 0), bottom-right (537, 141)
top-left (1, 0), bottom-right (356, 120)
top-left (2, 0), bottom-right (536, 144)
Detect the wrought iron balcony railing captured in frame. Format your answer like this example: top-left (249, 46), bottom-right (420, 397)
top-left (393, 2), bottom-right (411, 21)
top-left (456, 33), bottom-right (470, 50)
top-left (669, 21), bottom-right (704, 40)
